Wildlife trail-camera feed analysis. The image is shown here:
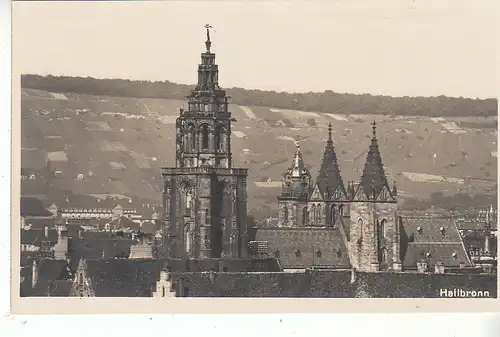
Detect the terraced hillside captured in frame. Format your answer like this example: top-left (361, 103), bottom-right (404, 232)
top-left (20, 88), bottom-right (497, 214)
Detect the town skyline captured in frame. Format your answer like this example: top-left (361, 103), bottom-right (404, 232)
top-left (13, 1), bottom-right (497, 99)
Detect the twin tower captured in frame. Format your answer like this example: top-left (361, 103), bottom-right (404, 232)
top-left (161, 25), bottom-right (402, 272)
top-left (277, 122), bottom-right (402, 271)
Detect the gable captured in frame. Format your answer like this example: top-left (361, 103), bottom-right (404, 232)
top-left (375, 185), bottom-right (395, 202)
top-left (330, 184), bottom-right (347, 201)
top-left (353, 185), bottom-right (368, 201)
top-left (309, 184), bottom-right (323, 201)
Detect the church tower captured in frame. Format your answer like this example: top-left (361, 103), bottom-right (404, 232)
top-left (277, 144), bottom-right (312, 227)
top-left (309, 123), bottom-right (349, 227)
top-left (162, 25), bottom-right (249, 260)
top-left (349, 121), bottom-right (401, 272)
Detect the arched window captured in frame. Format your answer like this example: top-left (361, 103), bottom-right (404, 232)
top-left (215, 126), bottom-right (225, 150)
top-left (201, 124), bottom-right (210, 150)
top-left (188, 124), bottom-right (196, 151)
top-left (339, 204), bottom-right (343, 217)
top-left (316, 205), bottom-right (322, 224)
top-left (379, 219), bottom-right (387, 239)
top-left (380, 248), bottom-right (387, 263)
top-left (310, 205), bottom-right (316, 223)
top-left (186, 189), bottom-right (193, 212)
top-left (330, 205), bottom-right (336, 226)
top-left (205, 209), bottom-right (209, 225)
top-left (162, 286), bottom-right (166, 297)
top-left (184, 224), bottom-right (191, 254)
top-left (302, 207), bottom-right (308, 226)
top-left (283, 206), bottom-right (289, 223)
top-left (358, 218), bottom-right (364, 240)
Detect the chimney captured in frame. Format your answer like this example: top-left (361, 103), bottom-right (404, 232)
top-left (129, 233), bottom-right (153, 260)
top-left (44, 226), bottom-right (49, 239)
top-left (417, 259), bottom-right (428, 273)
top-left (350, 268), bottom-right (357, 284)
top-left (434, 260), bottom-right (445, 274)
top-left (484, 235), bottom-right (491, 254)
top-left (32, 260), bottom-right (38, 288)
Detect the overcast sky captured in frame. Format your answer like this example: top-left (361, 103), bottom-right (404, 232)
top-left (13, 0), bottom-right (498, 99)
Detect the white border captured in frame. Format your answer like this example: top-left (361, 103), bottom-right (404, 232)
top-left (2, 0), bottom-right (500, 335)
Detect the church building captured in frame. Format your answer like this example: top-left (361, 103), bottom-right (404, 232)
top-left (161, 25), bottom-right (250, 259)
top-left (255, 122), bottom-right (471, 273)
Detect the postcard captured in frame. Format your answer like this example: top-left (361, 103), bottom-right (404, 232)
top-left (10, 0), bottom-right (499, 314)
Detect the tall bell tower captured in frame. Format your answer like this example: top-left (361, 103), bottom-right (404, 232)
top-left (176, 24), bottom-right (233, 169)
top-left (162, 25), bottom-right (249, 260)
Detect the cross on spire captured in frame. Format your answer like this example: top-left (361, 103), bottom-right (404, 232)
top-left (372, 120), bottom-right (377, 139)
top-left (205, 24), bottom-right (212, 52)
top-left (328, 123), bottom-right (333, 142)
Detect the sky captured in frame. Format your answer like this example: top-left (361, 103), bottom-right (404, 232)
top-left (13, 0), bottom-right (498, 99)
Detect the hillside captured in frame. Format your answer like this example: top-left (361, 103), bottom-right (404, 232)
top-left (22, 75), bottom-right (498, 119)
top-left (20, 88), bottom-right (497, 216)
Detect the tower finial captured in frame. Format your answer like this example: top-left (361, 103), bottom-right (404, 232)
top-left (372, 120), bottom-right (377, 139)
top-left (328, 123), bottom-right (332, 142)
top-left (205, 24), bottom-right (212, 52)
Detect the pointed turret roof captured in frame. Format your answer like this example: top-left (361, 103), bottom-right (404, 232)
top-left (316, 123), bottom-right (346, 199)
top-left (358, 121), bottom-right (394, 201)
top-left (288, 143), bottom-right (310, 178)
top-left (279, 143), bottom-right (311, 200)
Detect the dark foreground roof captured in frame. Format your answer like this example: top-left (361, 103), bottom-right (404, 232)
top-left (85, 259), bottom-right (163, 297)
top-left (20, 197), bottom-right (53, 217)
top-left (22, 258), bottom-right (73, 297)
top-left (82, 257), bottom-right (281, 297)
top-left (172, 270), bottom-right (497, 298)
top-left (21, 228), bottom-right (58, 246)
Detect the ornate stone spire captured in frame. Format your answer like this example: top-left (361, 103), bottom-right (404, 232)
top-left (357, 120), bottom-right (394, 201)
top-left (192, 24), bottom-right (221, 92)
top-left (205, 24), bottom-right (212, 52)
top-left (291, 143), bottom-right (307, 178)
top-left (316, 123), bottom-right (346, 199)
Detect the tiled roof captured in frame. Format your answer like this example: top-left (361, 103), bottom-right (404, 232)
top-left (404, 243), bottom-right (471, 268)
top-left (85, 259), bottom-right (164, 297)
top-left (403, 217), bottom-right (462, 243)
top-left (20, 197), bottom-right (53, 217)
top-left (69, 236), bottom-right (137, 270)
top-left (21, 228), bottom-right (58, 246)
top-left (255, 227), bottom-right (351, 269)
top-left (401, 217), bottom-right (472, 268)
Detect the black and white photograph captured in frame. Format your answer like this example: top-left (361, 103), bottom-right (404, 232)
top-left (11, 0), bottom-right (498, 307)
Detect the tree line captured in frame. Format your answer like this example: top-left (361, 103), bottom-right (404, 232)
top-left (21, 74), bottom-right (498, 117)
top-left (402, 192), bottom-right (497, 212)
